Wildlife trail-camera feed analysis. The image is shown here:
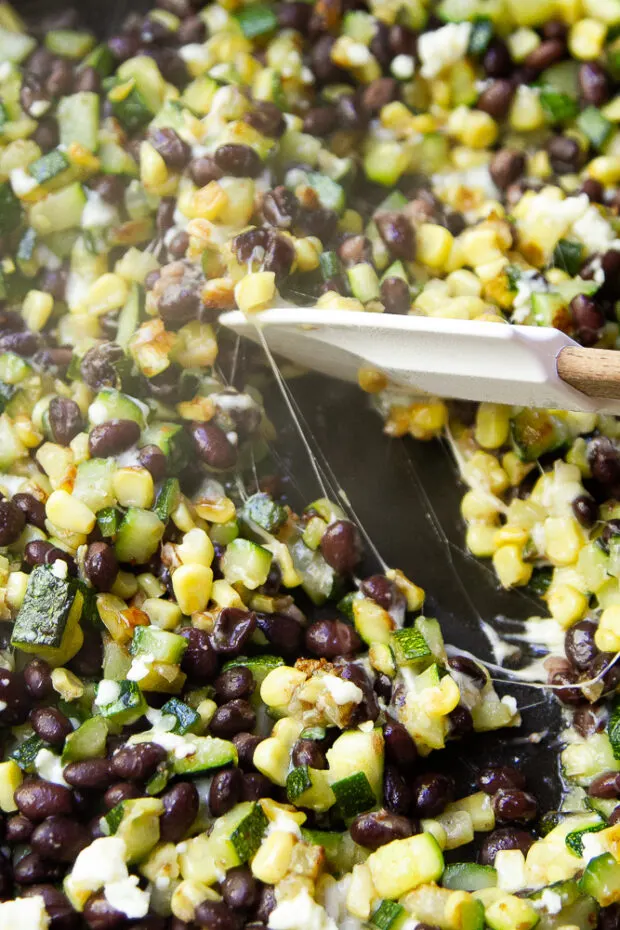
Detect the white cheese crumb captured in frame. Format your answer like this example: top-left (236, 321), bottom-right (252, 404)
top-left (347, 42), bottom-right (371, 66)
top-left (30, 100), bottom-right (51, 118)
top-left (95, 679), bottom-right (122, 707)
top-left (0, 62), bottom-right (13, 82)
top-left (572, 204), bottom-right (620, 254)
top-left (267, 808), bottom-right (302, 838)
top-left (35, 748), bottom-right (69, 787)
top-left (581, 831), bottom-right (606, 863)
top-left (537, 889), bottom-right (563, 915)
top-left (127, 653), bottom-right (154, 682)
top-left (104, 876), bottom-right (150, 919)
top-left (50, 558), bottom-right (68, 580)
top-left (0, 701), bottom-right (6, 712)
top-left (82, 191), bottom-right (119, 230)
top-left (391, 54), bottom-right (415, 79)
top-left (501, 695), bottom-right (519, 716)
top-left (511, 271), bottom-right (548, 324)
top-left (418, 22), bottom-right (472, 79)
top-left (494, 849), bottom-right (527, 892)
top-left (322, 675), bottom-right (364, 705)
top-left (71, 837), bottom-right (128, 892)
top-left (0, 895), bottom-right (49, 930)
top-left (10, 168), bottom-right (39, 197)
top-left (269, 889), bottom-right (338, 930)
top-left (178, 43), bottom-right (211, 65)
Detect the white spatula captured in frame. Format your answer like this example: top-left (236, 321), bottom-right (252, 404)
top-left (220, 309), bottom-right (620, 415)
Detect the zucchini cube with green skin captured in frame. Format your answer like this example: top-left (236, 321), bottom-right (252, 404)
top-left (608, 698), bottom-right (620, 760)
top-left (565, 820), bottom-right (606, 857)
top-left (57, 92), bottom-right (100, 152)
top-left (97, 506), bottom-right (121, 539)
top-left (103, 796), bottom-right (163, 864)
top-left (332, 772), bottom-right (377, 819)
top-left (483, 892), bottom-right (540, 930)
top-left (110, 82), bottom-right (154, 133)
top-left (370, 901), bottom-right (406, 930)
top-left (170, 736), bottom-right (237, 776)
top-left (391, 627), bottom-right (432, 669)
top-left (96, 680), bottom-right (147, 725)
top-left (61, 716), bottom-right (108, 764)
top-left (160, 698), bottom-right (200, 735)
top-left (221, 538), bottom-right (273, 590)
top-left (28, 150), bottom-right (71, 187)
top-left (180, 802), bottom-right (267, 885)
top-left (10, 735), bottom-right (46, 773)
top-left (580, 853), bottom-right (620, 906)
top-left (130, 626), bottom-right (187, 665)
top-left (153, 478), bottom-right (180, 524)
top-left (510, 409), bottom-right (569, 462)
top-left (72, 458), bottom-right (117, 514)
top-left (115, 508), bottom-right (165, 565)
top-left (353, 597), bottom-right (395, 645)
top-left (89, 388), bottom-right (146, 428)
top-left (222, 654), bottom-right (284, 685)
top-left (286, 765), bottom-right (335, 812)
top-left (442, 862), bottom-right (497, 892)
top-left (241, 492), bottom-right (287, 534)
top-left (367, 832), bottom-right (444, 899)
top-left (11, 565), bottom-right (83, 662)
top-left (327, 728), bottom-right (384, 807)
top-left (30, 182), bottom-right (87, 235)
top-left (140, 423), bottom-right (190, 473)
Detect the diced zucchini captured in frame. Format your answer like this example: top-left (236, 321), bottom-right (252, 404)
top-left (235, 2), bottom-right (278, 37)
top-left (391, 627), bottom-right (432, 669)
top-left (222, 654), bottom-right (284, 685)
top-left (116, 283), bottom-right (143, 349)
top-left (115, 508), bottom-right (165, 564)
top-left (0, 24), bottom-right (36, 63)
top-left (88, 388), bottom-right (146, 428)
top-left (153, 478), bottom-right (180, 523)
top-left (11, 735), bottom-right (46, 773)
top-left (553, 239), bottom-right (583, 277)
top-left (528, 879), bottom-right (598, 930)
top-left (580, 853), bottom-right (620, 906)
top-left (327, 728), bottom-right (384, 805)
top-left (608, 697), bottom-right (620, 760)
top-left (530, 291), bottom-right (569, 328)
top-left (578, 106), bottom-right (613, 149)
top-left (28, 149), bottom-right (71, 186)
top-left (140, 422), bottom-right (190, 472)
top-left (370, 901), bottom-right (407, 930)
top-left (484, 893), bottom-right (539, 930)
top-left (72, 457), bottom-right (116, 514)
top-left (109, 81), bottom-right (153, 133)
top-left (241, 492), bottom-right (287, 533)
top-left (511, 409), bottom-right (569, 462)
top-left (347, 263), bottom-right (381, 303)
top-left (97, 507), bottom-right (121, 538)
top-left (61, 716), bottom-right (108, 764)
top-left (170, 735), bottom-right (237, 776)
top-left (45, 30), bottom-right (95, 59)
top-left (11, 565), bottom-right (83, 663)
top-left (221, 538), bottom-right (273, 590)
top-left (96, 679), bottom-right (147, 725)
top-left (30, 182), bottom-right (86, 235)
top-left (0, 180), bottom-right (22, 235)
top-left (443, 862), bottom-right (498, 891)
top-left (130, 626), bottom-right (187, 664)
top-left (16, 227), bottom-right (39, 277)
top-left (99, 141), bottom-right (138, 177)
top-left (286, 765), bottom-right (335, 812)
top-left (353, 597), bottom-right (395, 645)
top-left (565, 817), bottom-right (606, 857)
top-left (160, 697), bottom-right (200, 735)
top-left (103, 796), bottom-right (163, 863)
top-left (81, 42), bottom-right (116, 77)
top-left (58, 92), bottom-right (100, 152)
top-left (289, 537), bottom-right (336, 605)
top-left (367, 833), bottom-right (444, 899)
top-left (331, 772), bottom-right (377, 819)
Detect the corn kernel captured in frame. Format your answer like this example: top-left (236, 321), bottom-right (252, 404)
top-left (113, 467), bottom-right (154, 509)
top-left (46, 490), bottom-right (96, 534)
top-left (463, 451), bottom-right (510, 495)
top-left (251, 832), bottom-right (296, 884)
top-left (23, 290), bottom-right (54, 331)
top-left (595, 605), bottom-right (620, 651)
top-left (187, 181), bottom-right (228, 221)
top-left (475, 403), bottom-right (511, 449)
top-left (546, 585), bottom-right (589, 629)
top-left (346, 864), bottom-right (375, 920)
top-left (417, 224), bottom-right (454, 269)
top-left (234, 271), bottom-right (276, 314)
top-left (587, 156), bottom-right (620, 185)
top-left (569, 18), bottom-right (607, 59)
top-left (172, 564), bottom-right (214, 615)
top-left (492, 544), bottom-right (533, 587)
top-left (510, 86), bottom-right (545, 132)
top-left (140, 141), bottom-right (169, 190)
top-left (80, 273), bottom-right (129, 317)
top-left (177, 528), bottom-right (215, 568)
top-left (261, 665), bottom-right (307, 708)
top-left (358, 365), bottom-right (388, 393)
top-left (494, 524), bottom-right (529, 548)
top-left (51, 667), bottom-right (84, 702)
top-left (408, 400), bottom-right (448, 440)
top-left (210, 579), bottom-right (245, 609)
top-left (461, 490), bottom-right (500, 524)
top-left (544, 516), bottom-right (585, 566)
top-left (143, 598), bottom-right (183, 630)
top-left (253, 736), bottom-right (291, 786)
top-left (6, 571), bottom-right (29, 610)
top-left (446, 270), bottom-right (481, 297)
top-left (466, 524), bottom-right (498, 558)
top-left (171, 881), bottom-right (214, 922)
top-left (294, 237), bottom-right (322, 272)
top-left (0, 761), bottom-right (22, 812)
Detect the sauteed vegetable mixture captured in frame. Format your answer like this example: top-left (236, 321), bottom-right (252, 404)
top-left (0, 0), bottom-right (620, 927)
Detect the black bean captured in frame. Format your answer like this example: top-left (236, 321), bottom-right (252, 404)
top-left (589, 771), bottom-right (620, 798)
top-left (609, 808), bottom-right (620, 826)
top-left (448, 704), bottom-right (474, 738)
top-left (336, 93), bottom-right (368, 131)
top-left (177, 14), bottom-right (207, 43)
top-left (189, 155), bottom-right (223, 187)
top-left (380, 277), bottom-right (410, 314)
top-left (46, 397), bottom-right (83, 446)
top-left (549, 668), bottom-right (583, 705)
top-left (310, 35), bottom-right (343, 85)
top-left (111, 742), bottom-right (167, 781)
top-left (589, 652), bottom-right (620, 694)
top-left (477, 766), bottom-right (526, 795)
top-left (579, 62), bottom-right (610, 106)
top-left (108, 33), bottom-right (139, 61)
top-left (20, 77), bottom-right (49, 118)
top-left (489, 149), bottom-right (525, 190)
top-left (31, 816), bottom-right (89, 862)
top-left (74, 66), bottom-right (101, 93)
top-left (157, 198), bottom-right (176, 233)
top-left (221, 866), bottom-right (258, 911)
top-left (341, 663), bottom-right (379, 722)
top-left (383, 718), bottom-right (417, 768)
top-left (92, 176), bottom-right (126, 206)
top-left (255, 612), bottom-right (303, 657)
top-left (581, 178), bottom-right (604, 202)
top-left (570, 294), bottom-right (604, 347)
top-left (304, 620), bottom-right (362, 658)
top-left (565, 620), bottom-right (598, 671)
top-left (572, 493), bottom-right (598, 528)
top-left (261, 187), bottom-right (298, 230)
top-left (483, 40), bottom-right (512, 77)
top-left (195, 899), bottom-right (241, 930)
top-left (589, 437), bottom-right (620, 488)
top-left (297, 206), bottom-right (338, 242)
top-left (338, 236), bottom-right (373, 267)
top-left (479, 827), bottom-right (534, 865)
top-left (67, 625), bottom-right (102, 678)
top-left (350, 809), bottom-right (412, 850)
top-left (375, 213), bottom-right (416, 261)
top-left (84, 542), bottom-right (118, 592)
top-left (31, 706), bottom-right (72, 747)
top-left (0, 330), bottom-right (40, 357)
top-left (320, 520), bottom-right (362, 573)
top-left (23, 884), bottom-right (79, 930)
top-left (147, 363), bottom-right (197, 404)
top-left (83, 892), bottom-right (126, 930)
top-left (103, 781), bottom-right (141, 810)
top-left (233, 733), bottom-right (261, 771)
top-left (15, 780), bottom-right (73, 821)
top-left (602, 249), bottom-right (620, 300)
top-left (46, 59), bottom-right (74, 97)
top-left (0, 499), bottom-right (25, 546)
top-left (0, 668), bottom-right (32, 725)
top-left (263, 233), bottom-right (295, 279)
top-left (383, 764), bottom-right (412, 817)
top-left (210, 699), bottom-right (256, 738)
top-left (160, 782), bottom-right (199, 843)
top-left (493, 788), bottom-right (538, 822)
top-left (547, 135), bottom-right (584, 174)
top-left (303, 106), bottom-right (338, 137)
top-left (477, 80), bottom-right (514, 119)
top-left (12, 493), bottom-right (46, 530)
top-left (245, 102), bottom-right (286, 138)
top-left (88, 419), bottom-right (141, 458)
top-left (64, 759), bottom-right (113, 790)
top-left (209, 768), bottom-right (243, 817)
top-left (138, 444), bottom-right (167, 481)
top-left (411, 773), bottom-right (454, 818)
top-left (215, 667), bottom-right (255, 703)
top-left (374, 672), bottom-right (393, 703)
top-left (190, 422), bottom-right (237, 470)
top-left (214, 144), bottom-right (261, 179)
top-left (80, 343), bottom-right (126, 390)
top-left (242, 772), bottom-right (274, 802)
top-left (210, 608), bottom-right (256, 656)
top-left (6, 814), bottom-right (34, 844)
top-left (180, 627), bottom-right (218, 680)
top-left (360, 574), bottom-right (405, 612)
top-left (291, 738), bottom-right (328, 770)
top-left (0, 850), bottom-right (11, 899)
top-left (525, 38), bottom-right (565, 71)
top-left (14, 851), bottom-right (64, 885)
top-left (362, 78), bottom-right (398, 115)
top-left (573, 706), bottom-right (604, 738)
top-left (448, 655), bottom-right (487, 688)
top-left (277, 2), bottom-right (312, 31)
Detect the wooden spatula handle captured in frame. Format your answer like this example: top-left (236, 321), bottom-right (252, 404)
top-left (558, 346), bottom-right (620, 399)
